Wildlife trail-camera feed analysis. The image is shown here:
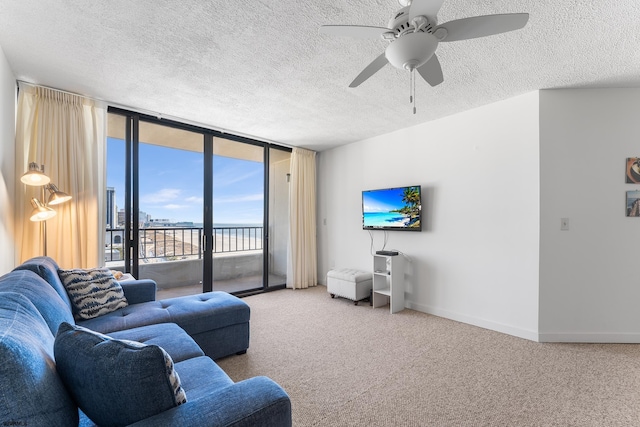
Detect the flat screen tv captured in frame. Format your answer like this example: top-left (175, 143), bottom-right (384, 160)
top-left (362, 185), bottom-right (422, 231)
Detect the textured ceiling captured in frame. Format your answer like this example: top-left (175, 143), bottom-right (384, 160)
top-left (0, 0), bottom-right (639, 151)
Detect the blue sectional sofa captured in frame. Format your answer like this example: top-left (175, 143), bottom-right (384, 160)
top-left (0, 256), bottom-right (291, 426)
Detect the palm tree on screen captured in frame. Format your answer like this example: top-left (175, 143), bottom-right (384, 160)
top-left (398, 187), bottom-right (420, 227)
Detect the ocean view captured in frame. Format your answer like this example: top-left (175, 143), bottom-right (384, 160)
top-left (191, 223), bottom-right (262, 229)
top-left (363, 212), bottom-right (408, 227)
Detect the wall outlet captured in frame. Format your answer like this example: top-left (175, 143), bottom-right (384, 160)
top-left (561, 218), bottom-right (570, 231)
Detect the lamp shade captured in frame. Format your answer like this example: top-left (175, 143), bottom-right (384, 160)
top-left (46, 184), bottom-right (72, 205)
top-left (21, 162), bottom-right (50, 186)
top-left (29, 198), bottom-right (56, 221)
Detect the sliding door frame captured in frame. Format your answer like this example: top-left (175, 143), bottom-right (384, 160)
top-left (262, 147), bottom-right (270, 293)
top-left (108, 106), bottom-right (290, 295)
top-left (123, 116), bottom-right (132, 274)
top-left (203, 133), bottom-right (214, 293)
top-left (131, 115), bottom-right (140, 278)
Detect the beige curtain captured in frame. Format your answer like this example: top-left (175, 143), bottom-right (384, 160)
top-left (286, 147), bottom-right (317, 289)
top-left (15, 83), bottom-right (106, 268)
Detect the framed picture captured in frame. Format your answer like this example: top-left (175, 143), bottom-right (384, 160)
top-left (626, 158), bottom-right (640, 183)
top-left (627, 191), bottom-right (640, 216)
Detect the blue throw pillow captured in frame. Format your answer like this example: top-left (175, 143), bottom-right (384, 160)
top-left (57, 267), bottom-right (128, 320)
top-left (54, 322), bottom-right (187, 426)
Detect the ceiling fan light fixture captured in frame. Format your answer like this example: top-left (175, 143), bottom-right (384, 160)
top-left (320, 0), bottom-right (529, 94)
top-left (385, 32), bottom-right (437, 70)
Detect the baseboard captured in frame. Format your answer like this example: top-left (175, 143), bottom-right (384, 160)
top-left (538, 332), bottom-right (640, 343)
top-left (406, 300), bottom-right (539, 342)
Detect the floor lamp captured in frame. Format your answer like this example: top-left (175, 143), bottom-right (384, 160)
top-left (22, 162), bottom-right (72, 256)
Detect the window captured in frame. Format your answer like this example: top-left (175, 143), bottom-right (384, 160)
top-left (106, 110), bottom-right (291, 297)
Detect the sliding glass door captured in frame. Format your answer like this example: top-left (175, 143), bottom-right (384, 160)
top-left (106, 114), bottom-right (205, 296)
top-left (106, 109), bottom-right (290, 296)
top-left (210, 137), bottom-right (264, 294)
top-left (137, 121), bottom-right (204, 296)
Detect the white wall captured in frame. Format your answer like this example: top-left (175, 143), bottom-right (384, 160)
top-left (0, 44), bottom-right (16, 275)
top-left (539, 89), bottom-right (640, 342)
top-left (318, 92), bottom-right (540, 341)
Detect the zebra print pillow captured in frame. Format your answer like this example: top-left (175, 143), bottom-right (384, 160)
top-left (57, 267), bottom-right (128, 320)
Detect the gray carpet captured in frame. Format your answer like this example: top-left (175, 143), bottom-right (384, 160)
top-left (216, 286), bottom-right (640, 426)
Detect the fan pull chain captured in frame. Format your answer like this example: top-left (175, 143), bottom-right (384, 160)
top-left (408, 67), bottom-right (417, 114)
top-left (409, 69), bottom-right (413, 104)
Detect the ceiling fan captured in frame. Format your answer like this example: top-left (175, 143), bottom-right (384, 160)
top-left (319, 0), bottom-right (529, 113)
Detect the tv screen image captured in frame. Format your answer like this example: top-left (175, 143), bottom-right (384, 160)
top-left (362, 186), bottom-right (422, 231)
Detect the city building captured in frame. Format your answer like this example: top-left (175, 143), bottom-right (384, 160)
top-left (106, 187), bottom-right (116, 229)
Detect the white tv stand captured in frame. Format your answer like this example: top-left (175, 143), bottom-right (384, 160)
top-left (372, 253), bottom-right (405, 313)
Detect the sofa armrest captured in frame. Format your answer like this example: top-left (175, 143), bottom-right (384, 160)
top-left (119, 279), bottom-right (157, 304)
top-left (129, 376), bottom-right (291, 427)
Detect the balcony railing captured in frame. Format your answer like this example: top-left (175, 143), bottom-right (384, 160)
top-left (105, 226), bottom-right (263, 263)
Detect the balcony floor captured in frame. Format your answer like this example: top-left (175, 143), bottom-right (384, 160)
top-left (156, 274), bottom-right (286, 299)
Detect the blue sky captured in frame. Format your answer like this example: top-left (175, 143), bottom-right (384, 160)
top-left (362, 187), bottom-right (408, 213)
top-left (107, 138), bottom-right (264, 224)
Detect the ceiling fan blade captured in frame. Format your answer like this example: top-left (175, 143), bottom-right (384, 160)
top-left (319, 25), bottom-right (390, 39)
top-left (409, 0), bottom-right (445, 22)
top-left (438, 13), bottom-right (529, 42)
top-left (349, 53), bottom-right (389, 88)
top-left (417, 54), bottom-right (443, 87)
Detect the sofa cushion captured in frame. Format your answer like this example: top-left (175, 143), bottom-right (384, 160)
top-left (108, 323), bottom-right (204, 363)
top-left (78, 291), bottom-right (250, 335)
top-left (0, 292), bottom-right (78, 426)
top-left (0, 269), bottom-right (74, 335)
top-left (55, 322), bottom-right (187, 426)
top-left (173, 355), bottom-right (234, 399)
top-left (58, 267), bottom-right (128, 320)
top-left (13, 256), bottom-right (73, 311)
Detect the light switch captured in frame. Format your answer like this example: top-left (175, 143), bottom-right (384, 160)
top-left (561, 218), bottom-right (569, 231)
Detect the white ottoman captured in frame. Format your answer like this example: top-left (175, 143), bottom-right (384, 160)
top-left (326, 268), bottom-right (373, 306)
